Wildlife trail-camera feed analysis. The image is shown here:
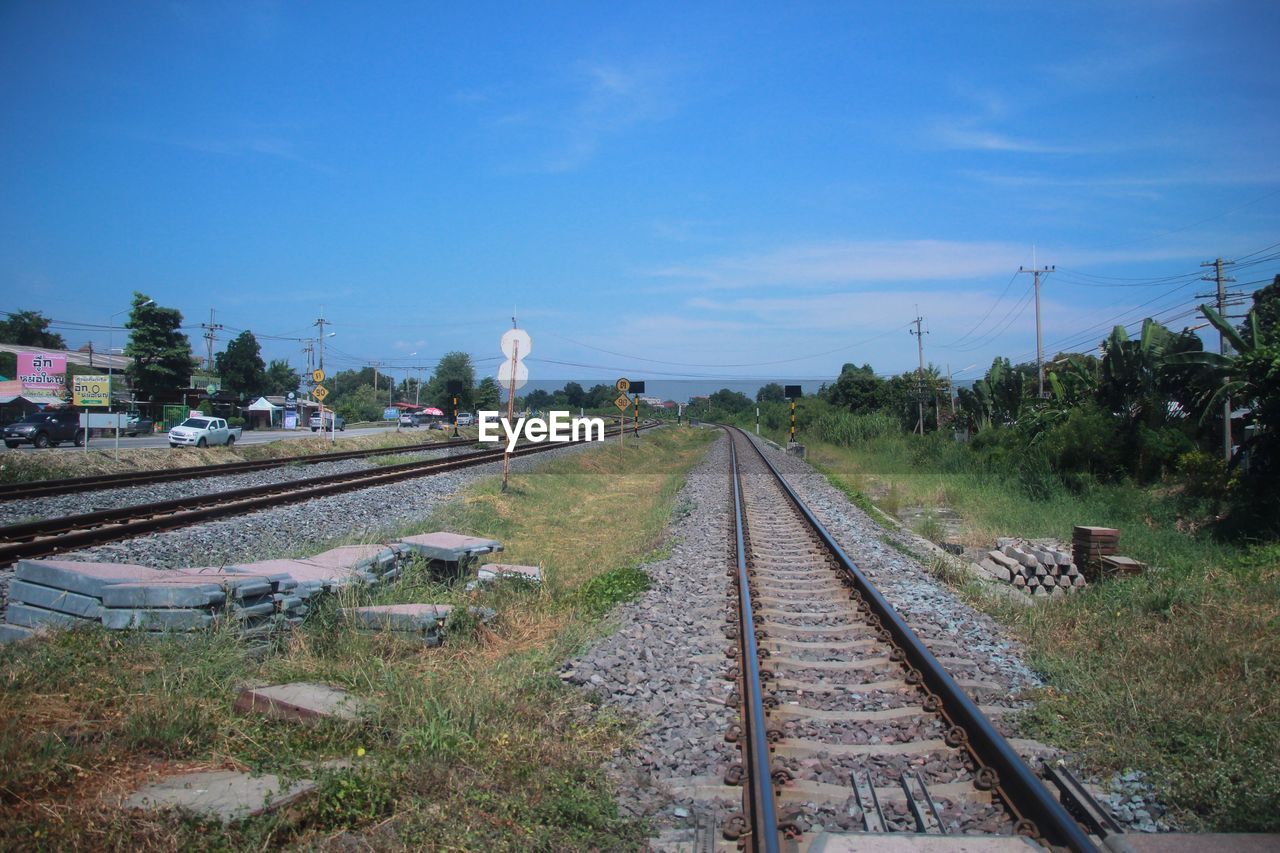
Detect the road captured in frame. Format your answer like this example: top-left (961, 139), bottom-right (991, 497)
top-left (1, 424), bottom-right (415, 452)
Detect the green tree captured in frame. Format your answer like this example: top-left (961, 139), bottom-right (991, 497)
top-left (1249, 274), bottom-right (1280, 344)
top-left (562, 381), bottom-right (586, 408)
top-left (422, 352), bottom-right (476, 410)
top-left (215, 330), bottom-right (267, 396)
top-left (756, 382), bottom-right (786, 403)
top-left (822, 364), bottom-right (886, 413)
top-left (263, 359), bottom-right (301, 396)
top-left (0, 310), bottom-right (66, 348)
top-left (333, 383), bottom-right (384, 423)
top-left (1169, 304), bottom-right (1280, 532)
top-left (474, 376), bottom-right (501, 411)
top-left (124, 293), bottom-right (194, 400)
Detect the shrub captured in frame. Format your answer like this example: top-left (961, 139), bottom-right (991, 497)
top-left (1038, 406), bottom-right (1125, 481)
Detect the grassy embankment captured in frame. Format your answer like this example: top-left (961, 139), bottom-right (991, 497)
top-left (784, 414), bottom-right (1278, 832)
top-left (0, 428), bottom-right (478, 485)
top-left (0, 426), bottom-right (716, 849)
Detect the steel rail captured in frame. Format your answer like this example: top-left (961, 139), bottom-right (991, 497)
top-left (0, 422), bottom-right (658, 566)
top-left (0, 436), bottom-right (481, 500)
top-left (728, 435), bottom-right (783, 852)
top-left (729, 427), bottom-right (1096, 851)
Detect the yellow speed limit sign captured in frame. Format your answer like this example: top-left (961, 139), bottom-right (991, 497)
top-left (614, 394), bottom-right (631, 411)
top-left (615, 377), bottom-right (630, 394)
top-left (312, 384), bottom-right (329, 401)
top-left (312, 369), bottom-right (325, 383)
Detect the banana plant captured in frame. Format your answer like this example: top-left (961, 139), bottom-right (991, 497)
top-left (1167, 305), bottom-right (1280, 437)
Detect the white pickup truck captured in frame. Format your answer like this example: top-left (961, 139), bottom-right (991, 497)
top-left (168, 417), bottom-right (242, 448)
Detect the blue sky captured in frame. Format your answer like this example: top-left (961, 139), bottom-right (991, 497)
top-left (2, 1), bottom-right (1278, 388)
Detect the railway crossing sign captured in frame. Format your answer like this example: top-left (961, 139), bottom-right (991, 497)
top-left (312, 384), bottom-right (329, 402)
top-left (614, 394), bottom-right (631, 411)
top-left (312, 369), bottom-right (325, 383)
top-left (615, 377), bottom-right (630, 394)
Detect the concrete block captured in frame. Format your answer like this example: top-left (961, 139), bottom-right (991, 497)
top-left (397, 532), bottom-right (502, 562)
top-left (986, 550), bottom-right (1019, 570)
top-left (101, 608), bottom-right (214, 631)
top-left (125, 769), bottom-right (317, 824)
top-left (0, 623), bottom-right (42, 644)
top-left (1033, 586), bottom-right (1049, 597)
top-left (1073, 575), bottom-right (1087, 588)
top-left (1013, 575), bottom-right (1026, 588)
top-left (996, 537), bottom-right (1016, 549)
top-left (476, 564), bottom-right (542, 584)
top-left (979, 559), bottom-right (1011, 582)
top-left (15, 559), bottom-right (166, 598)
top-left (234, 682), bottom-right (366, 723)
top-left (173, 571), bottom-right (277, 599)
top-left (5, 601), bottom-right (96, 629)
top-left (100, 581), bottom-right (226, 609)
top-left (9, 580), bottom-right (104, 619)
top-left (341, 603), bottom-right (452, 632)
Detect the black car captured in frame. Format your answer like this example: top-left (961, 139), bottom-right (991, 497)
top-left (3, 410), bottom-right (84, 449)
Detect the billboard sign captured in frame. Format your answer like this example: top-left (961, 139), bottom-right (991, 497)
top-left (73, 374), bottom-right (111, 407)
top-left (18, 353), bottom-right (67, 391)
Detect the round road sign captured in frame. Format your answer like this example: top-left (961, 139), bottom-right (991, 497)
top-left (497, 359), bottom-right (529, 391)
top-left (500, 329), bottom-right (532, 360)
top-left (312, 368), bottom-right (325, 383)
top-left (615, 377), bottom-right (630, 393)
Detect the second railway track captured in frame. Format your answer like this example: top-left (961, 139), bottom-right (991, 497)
top-left (721, 427), bottom-right (1095, 850)
top-left (0, 421), bottom-right (657, 567)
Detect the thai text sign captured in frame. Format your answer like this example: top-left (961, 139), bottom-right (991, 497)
top-left (18, 353), bottom-right (66, 391)
top-left (73, 374), bottom-right (111, 407)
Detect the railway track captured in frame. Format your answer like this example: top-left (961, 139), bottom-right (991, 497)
top-left (0, 421), bottom-right (657, 567)
top-left (721, 427), bottom-right (1096, 850)
top-left (0, 435), bottom-right (483, 501)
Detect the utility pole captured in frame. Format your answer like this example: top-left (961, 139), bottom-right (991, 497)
top-left (1018, 263), bottom-right (1054, 398)
top-left (302, 341), bottom-right (315, 375)
top-left (910, 311), bottom-right (927, 435)
top-left (200, 308), bottom-right (224, 373)
top-left (1200, 258), bottom-right (1238, 461)
top-left (314, 311), bottom-right (330, 372)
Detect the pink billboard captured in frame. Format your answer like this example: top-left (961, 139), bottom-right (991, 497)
top-left (17, 353), bottom-right (67, 391)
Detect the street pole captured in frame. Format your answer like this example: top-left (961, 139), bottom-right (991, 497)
top-left (1201, 258), bottom-right (1237, 461)
top-left (1018, 263), bottom-right (1054, 399)
top-left (910, 311), bottom-right (927, 435)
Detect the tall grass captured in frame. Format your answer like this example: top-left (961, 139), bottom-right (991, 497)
top-left (804, 426), bottom-right (1279, 832)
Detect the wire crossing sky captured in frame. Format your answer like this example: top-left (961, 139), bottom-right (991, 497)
top-left (2, 2), bottom-right (1277, 384)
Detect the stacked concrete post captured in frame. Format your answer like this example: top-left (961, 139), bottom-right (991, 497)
top-left (978, 537), bottom-right (1087, 599)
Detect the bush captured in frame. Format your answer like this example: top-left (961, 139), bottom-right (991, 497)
top-left (808, 411), bottom-right (900, 446)
top-left (1177, 451), bottom-right (1230, 502)
top-left (1038, 406), bottom-right (1126, 481)
top-left (226, 416), bottom-right (245, 428)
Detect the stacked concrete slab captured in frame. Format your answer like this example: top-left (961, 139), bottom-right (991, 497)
top-left (1, 533), bottom-right (502, 645)
top-left (978, 537), bottom-right (1086, 599)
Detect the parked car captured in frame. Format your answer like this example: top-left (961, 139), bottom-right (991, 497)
top-left (168, 417), bottom-right (243, 448)
top-left (456, 412), bottom-right (475, 426)
top-left (309, 412), bottom-right (346, 432)
top-left (124, 414), bottom-right (155, 436)
top-left (3, 409), bottom-right (84, 449)
top-left (398, 413), bottom-right (415, 427)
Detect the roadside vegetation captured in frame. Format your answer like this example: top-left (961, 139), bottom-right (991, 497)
top-left (685, 282), bottom-right (1280, 832)
top-left (0, 426), bottom-right (713, 848)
